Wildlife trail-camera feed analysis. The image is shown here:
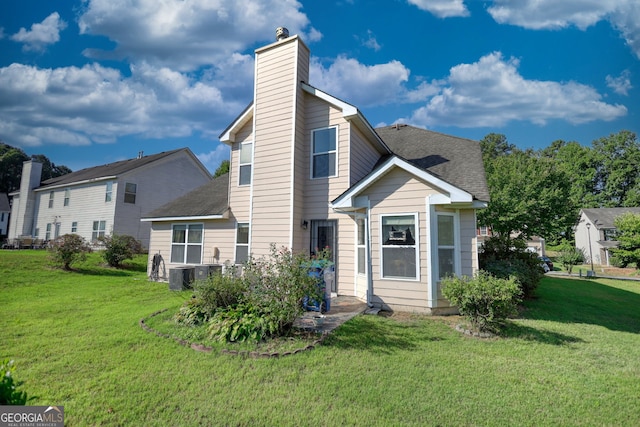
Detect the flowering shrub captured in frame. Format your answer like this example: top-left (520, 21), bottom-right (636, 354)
top-left (48, 234), bottom-right (91, 270)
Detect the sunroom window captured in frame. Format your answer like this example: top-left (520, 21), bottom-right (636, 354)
top-left (311, 127), bottom-right (337, 178)
top-left (381, 214), bottom-right (418, 279)
top-left (171, 224), bottom-right (203, 264)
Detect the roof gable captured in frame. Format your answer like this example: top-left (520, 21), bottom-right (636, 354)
top-left (375, 124), bottom-right (490, 202)
top-left (580, 207), bottom-right (640, 229)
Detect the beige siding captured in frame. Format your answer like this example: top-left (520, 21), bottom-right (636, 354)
top-left (229, 120), bottom-right (254, 222)
top-left (146, 219), bottom-right (236, 278)
top-left (349, 125), bottom-right (382, 186)
top-left (364, 168), bottom-right (439, 312)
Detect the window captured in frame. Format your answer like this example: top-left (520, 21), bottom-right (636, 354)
top-left (356, 218), bottom-right (366, 275)
top-left (0, 212), bottom-right (4, 222)
top-left (71, 222), bottom-right (78, 233)
top-left (437, 214), bottom-right (456, 279)
top-left (48, 191), bottom-right (54, 208)
top-left (311, 127), bottom-right (337, 178)
top-left (92, 220), bottom-right (106, 241)
top-left (238, 142), bottom-right (253, 186)
top-left (105, 181), bottom-right (113, 202)
top-left (479, 226), bottom-right (488, 236)
top-left (235, 223), bottom-right (250, 263)
top-left (170, 224), bottom-right (203, 264)
top-left (45, 223), bottom-right (52, 240)
top-left (124, 182), bottom-right (137, 204)
top-left (603, 229), bottom-right (618, 241)
top-left (64, 189), bottom-right (70, 206)
top-left (34, 228), bottom-right (39, 238)
top-left (381, 214), bottom-right (418, 279)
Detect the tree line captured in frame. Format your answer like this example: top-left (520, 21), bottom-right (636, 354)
top-left (0, 142), bottom-right (72, 194)
top-left (478, 130), bottom-right (640, 245)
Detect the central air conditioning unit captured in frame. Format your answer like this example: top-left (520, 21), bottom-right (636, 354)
top-left (194, 264), bottom-right (222, 280)
top-left (169, 266), bottom-right (195, 290)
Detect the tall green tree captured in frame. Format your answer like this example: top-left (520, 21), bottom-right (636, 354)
top-left (609, 212), bottom-right (640, 269)
top-left (0, 142), bottom-right (71, 194)
top-left (592, 130), bottom-right (640, 207)
top-left (478, 137), bottom-right (574, 242)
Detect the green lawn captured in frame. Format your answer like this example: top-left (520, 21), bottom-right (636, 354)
top-left (2, 250), bottom-right (639, 426)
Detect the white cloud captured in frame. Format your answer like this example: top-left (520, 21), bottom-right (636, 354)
top-left (78, 0), bottom-right (319, 71)
top-left (11, 12), bottom-right (67, 52)
top-left (407, 0), bottom-right (470, 18)
top-left (358, 30), bottom-right (381, 51)
top-left (310, 56), bottom-right (411, 107)
top-left (606, 70), bottom-right (633, 96)
top-left (408, 52), bottom-right (627, 128)
top-left (0, 62), bottom-right (247, 148)
top-left (197, 143), bottom-right (231, 173)
top-left (487, 0), bottom-right (640, 58)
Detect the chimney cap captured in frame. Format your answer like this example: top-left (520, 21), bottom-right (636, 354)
top-left (275, 27), bottom-right (289, 41)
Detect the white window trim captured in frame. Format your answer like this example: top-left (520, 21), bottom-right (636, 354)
top-left (434, 211), bottom-right (461, 280)
top-left (379, 212), bottom-right (420, 281)
top-left (170, 223), bottom-right (204, 264)
top-left (238, 141), bottom-right (253, 187)
top-left (48, 191), bottom-right (54, 208)
top-left (234, 222), bottom-right (250, 264)
top-left (355, 217), bottom-right (367, 276)
top-left (64, 189), bottom-right (70, 207)
top-left (105, 181), bottom-right (113, 203)
top-left (310, 126), bottom-right (338, 179)
top-left (92, 220), bottom-right (107, 242)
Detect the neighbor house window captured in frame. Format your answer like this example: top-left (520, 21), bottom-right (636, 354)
top-left (71, 221), bottom-right (78, 233)
top-left (479, 226), bottom-right (488, 236)
top-left (64, 189), bottom-right (70, 206)
top-left (238, 142), bottom-right (253, 186)
top-left (45, 223), bottom-right (52, 240)
top-left (437, 214), bottom-right (456, 279)
top-left (48, 191), bottom-right (54, 208)
top-left (235, 223), bottom-right (250, 263)
top-left (92, 220), bottom-right (106, 241)
top-left (170, 224), bottom-right (203, 264)
top-left (380, 214), bottom-right (418, 279)
top-left (311, 127), bottom-right (337, 178)
top-left (356, 218), bottom-right (366, 275)
top-left (124, 182), bottom-right (137, 204)
top-left (105, 181), bottom-right (113, 202)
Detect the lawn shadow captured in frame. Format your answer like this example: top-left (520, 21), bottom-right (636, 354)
top-left (501, 322), bottom-right (585, 345)
top-left (325, 315), bottom-right (442, 354)
top-left (522, 277), bottom-right (640, 334)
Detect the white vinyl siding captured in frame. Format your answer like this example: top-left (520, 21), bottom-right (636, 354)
top-left (380, 214), bottom-right (419, 280)
top-left (170, 224), bottom-right (203, 264)
top-left (311, 126), bottom-right (337, 179)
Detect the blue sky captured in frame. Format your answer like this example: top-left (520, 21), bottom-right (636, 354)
top-left (1, 0), bottom-right (638, 173)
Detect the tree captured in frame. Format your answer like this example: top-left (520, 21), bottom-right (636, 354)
top-left (609, 212), bottom-right (640, 269)
top-left (592, 130), bottom-right (640, 207)
top-left (213, 160), bottom-right (229, 178)
top-left (48, 234), bottom-right (91, 270)
top-left (555, 239), bottom-right (585, 274)
top-left (0, 142), bottom-right (72, 194)
top-left (478, 148), bottom-right (574, 242)
top-left (479, 133), bottom-right (515, 167)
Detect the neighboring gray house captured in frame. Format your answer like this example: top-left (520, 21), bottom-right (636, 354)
top-left (0, 193), bottom-right (10, 237)
top-left (8, 149), bottom-right (212, 249)
top-left (576, 207), bottom-right (640, 266)
top-left (144, 29), bottom-right (490, 314)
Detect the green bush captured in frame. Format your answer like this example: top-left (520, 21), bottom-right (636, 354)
top-left (479, 235), bottom-right (543, 298)
top-left (0, 359), bottom-right (32, 405)
top-left (174, 270), bottom-right (247, 327)
top-left (98, 234), bottom-right (143, 268)
top-left (208, 303), bottom-right (280, 342)
top-left (48, 234), bottom-right (91, 270)
top-left (556, 242), bottom-right (584, 274)
top-left (442, 271), bottom-right (521, 332)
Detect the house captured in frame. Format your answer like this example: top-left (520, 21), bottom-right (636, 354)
top-left (575, 207), bottom-right (640, 266)
top-left (7, 149), bottom-right (212, 249)
top-left (476, 226), bottom-right (546, 256)
top-left (0, 193), bottom-right (10, 237)
top-left (143, 28), bottom-right (489, 313)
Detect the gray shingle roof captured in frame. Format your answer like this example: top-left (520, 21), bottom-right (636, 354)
top-left (375, 124), bottom-right (490, 201)
top-left (37, 148), bottom-right (188, 189)
top-left (581, 207), bottom-right (640, 229)
top-left (144, 173), bottom-right (229, 219)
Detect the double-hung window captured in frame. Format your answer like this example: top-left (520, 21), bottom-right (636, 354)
top-left (45, 223), bottom-right (52, 240)
top-left (71, 221), bottom-right (78, 233)
top-left (437, 214), bottom-right (456, 279)
top-left (92, 221), bottom-right (106, 241)
top-left (48, 191), bottom-right (54, 208)
top-left (64, 189), bottom-right (70, 206)
top-left (124, 183), bottom-right (137, 204)
top-left (171, 224), bottom-right (203, 264)
top-left (356, 218), bottom-right (366, 275)
top-left (235, 223), bottom-right (250, 263)
top-left (238, 142), bottom-right (253, 186)
top-left (105, 181), bottom-right (113, 202)
top-left (380, 214), bottom-right (418, 279)
top-left (311, 127), bottom-right (337, 178)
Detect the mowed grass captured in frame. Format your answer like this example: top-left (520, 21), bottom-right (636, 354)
top-left (1, 250), bottom-right (640, 426)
